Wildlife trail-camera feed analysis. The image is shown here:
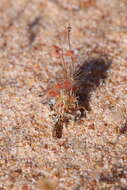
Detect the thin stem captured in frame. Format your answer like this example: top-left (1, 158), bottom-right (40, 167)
top-left (67, 24), bottom-right (75, 79)
top-left (57, 33), bottom-right (68, 80)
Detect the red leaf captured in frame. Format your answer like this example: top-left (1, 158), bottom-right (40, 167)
top-left (62, 80), bottom-right (72, 90)
top-left (48, 90), bottom-right (59, 97)
top-left (64, 50), bottom-right (74, 56)
top-left (54, 83), bottom-right (63, 89)
top-left (51, 45), bottom-right (61, 57)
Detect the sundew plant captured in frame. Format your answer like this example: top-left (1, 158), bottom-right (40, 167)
top-left (47, 25), bottom-right (82, 138)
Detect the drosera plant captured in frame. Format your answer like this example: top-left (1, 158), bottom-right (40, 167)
top-left (45, 25), bottom-right (111, 138)
top-left (47, 25), bottom-right (84, 138)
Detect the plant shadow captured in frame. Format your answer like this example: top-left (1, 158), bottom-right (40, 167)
top-left (74, 55), bottom-right (112, 111)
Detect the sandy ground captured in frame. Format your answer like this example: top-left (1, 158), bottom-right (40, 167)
top-left (0, 0), bottom-right (127, 189)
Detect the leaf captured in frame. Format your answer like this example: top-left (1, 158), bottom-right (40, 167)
top-left (54, 82), bottom-right (63, 89)
top-left (62, 80), bottom-right (73, 90)
top-left (48, 89), bottom-right (59, 97)
top-left (64, 50), bottom-right (74, 56)
top-left (51, 45), bottom-right (61, 57)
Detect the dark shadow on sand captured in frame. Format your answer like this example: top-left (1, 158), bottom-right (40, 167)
top-left (74, 55), bottom-right (112, 111)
